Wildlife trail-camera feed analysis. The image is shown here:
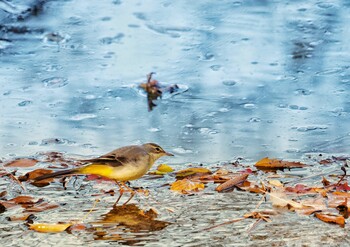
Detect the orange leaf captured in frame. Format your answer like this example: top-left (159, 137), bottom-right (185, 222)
top-left (5, 158), bottom-right (38, 167)
top-left (314, 213), bottom-right (345, 227)
top-left (215, 173), bottom-right (249, 192)
top-left (255, 157), bottom-right (307, 171)
top-left (18, 169), bottom-right (54, 187)
top-left (236, 180), bottom-right (265, 194)
top-left (29, 223), bottom-right (72, 233)
top-left (8, 196), bottom-right (38, 205)
top-left (170, 179), bottom-right (205, 194)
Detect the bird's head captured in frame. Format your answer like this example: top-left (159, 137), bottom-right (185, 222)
top-left (142, 143), bottom-right (174, 161)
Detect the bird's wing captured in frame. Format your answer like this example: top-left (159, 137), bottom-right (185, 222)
top-left (81, 155), bottom-right (125, 167)
top-left (81, 145), bottom-right (148, 167)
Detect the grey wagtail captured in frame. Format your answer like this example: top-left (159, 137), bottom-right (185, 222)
top-left (34, 143), bottom-right (173, 205)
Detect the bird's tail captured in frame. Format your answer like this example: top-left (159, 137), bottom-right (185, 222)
top-left (34, 169), bottom-right (76, 181)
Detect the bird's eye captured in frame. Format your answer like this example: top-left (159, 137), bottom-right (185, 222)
top-left (155, 147), bottom-right (161, 152)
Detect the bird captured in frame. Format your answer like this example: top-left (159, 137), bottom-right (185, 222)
top-left (34, 143), bottom-right (174, 205)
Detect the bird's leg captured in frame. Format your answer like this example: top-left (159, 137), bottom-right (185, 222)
top-left (113, 181), bottom-right (125, 207)
top-left (121, 182), bottom-right (136, 205)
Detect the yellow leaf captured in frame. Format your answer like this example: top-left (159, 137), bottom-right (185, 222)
top-left (29, 223), bottom-right (72, 233)
top-left (268, 179), bottom-right (283, 187)
top-left (175, 167), bottom-right (211, 178)
top-left (157, 164), bottom-right (174, 173)
top-left (170, 179), bottom-right (205, 194)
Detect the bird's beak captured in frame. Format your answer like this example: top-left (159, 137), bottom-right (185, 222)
top-left (165, 152), bottom-right (174, 156)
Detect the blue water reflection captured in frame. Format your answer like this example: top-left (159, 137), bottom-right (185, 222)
top-left (0, 0), bottom-right (349, 165)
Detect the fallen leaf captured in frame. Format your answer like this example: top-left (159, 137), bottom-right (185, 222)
top-left (336, 182), bottom-right (350, 191)
top-left (336, 198), bottom-right (349, 219)
top-left (322, 176), bottom-right (331, 186)
top-left (8, 213), bottom-right (34, 221)
top-left (29, 223), bottom-right (73, 233)
top-left (5, 158), bottom-right (38, 168)
top-left (0, 203), bottom-right (6, 213)
top-left (149, 164), bottom-right (174, 175)
top-left (255, 157), bottom-right (307, 171)
top-left (215, 173), bottom-right (249, 192)
top-left (96, 204), bottom-right (170, 233)
top-left (295, 197), bottom-right (327, 215)
top-left (175, 168), bottom-right (211, 178)
top-left (268, 191), bottom-right (304, 209)
top-left (18, 169), bottom-right (54, 187)
top-left (314, 213), bottom-right (345, 227)
top-left (268, 179), bottom-right (283, 187)
top-left (66, 223), bottom-right (88, 233)
top-left (25, 202), bottom-right (59, 213)
top-left (8, 196), bottom-right (39, 205)
top-left (236, 180), bottom-right (265, 194)
top-left (170, 179), bottom-right (205, 194)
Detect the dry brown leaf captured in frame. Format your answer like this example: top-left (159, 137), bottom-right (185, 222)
top-left (295, 197), bottom-right (327, 215)
top-left (8, 196), bottom-right (39, 205)
top-left (5, 158), bottom-right (38, 168)
top-left (97, 204), bottom-right (170, 233)
top-left (268, 191), bottom-right (304, 210)
top-left (29, 223), bottom-right (73, 233)
top-left (314, 213), bottom-right (345, 227)
top-left (215, 173), bottom-right (249, 192)
top-left (175, 167), bottom-right (211, 178)
top-left (8, 213), bottom-right (34, 221)
top-left (170, 179), bottom-right (205, 194)
top-left (25, 202), bottom-right (59, 213)
top-left (236, 181), bottom-right (265, 194)
top-left (18, 169), bottom-right (54, 187)
top-left (255, 157), bottom-right (307, 171)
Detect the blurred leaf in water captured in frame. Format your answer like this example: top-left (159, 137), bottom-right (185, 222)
top-left (139, 72), bottom-right (179, 111)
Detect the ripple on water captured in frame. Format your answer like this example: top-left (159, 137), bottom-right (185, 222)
top-left (222, 80), bottom-right (237, 86)
top-left (18, 100), bottom-right (32, 107)
top-left (69, 114), bottom-right (97, 121)
top-left (295, 125), bottom-right (328, 132)
top-left (42, 77), bottom-right (68, 88)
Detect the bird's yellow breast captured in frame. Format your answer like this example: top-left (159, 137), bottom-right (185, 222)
top-left (77, 162), bottom-right (151, 181)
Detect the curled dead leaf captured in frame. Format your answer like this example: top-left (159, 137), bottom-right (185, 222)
top-left (170, 179), bottom-right (205, 194)
top-left (314, 213), bottom-right (345, 228)
top-left (215, 173), bottom-right (249, 192)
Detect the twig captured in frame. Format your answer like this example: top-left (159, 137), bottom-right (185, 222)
top-left (202, 217), bottom-right (246, 231)
top-left (247, 218), bottom-right (263, 234)
top-left (284, 168), bottom-right (340, 185)
top-left (335, 166), bottom-right (347, 187)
